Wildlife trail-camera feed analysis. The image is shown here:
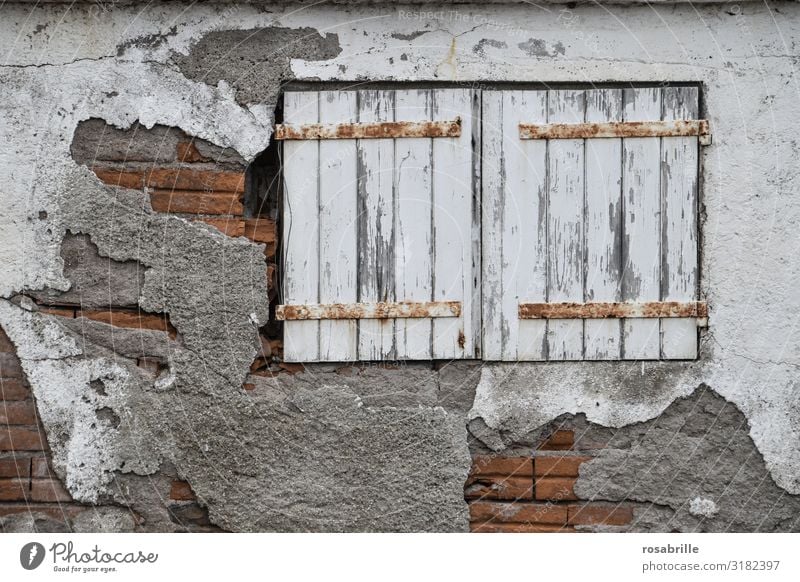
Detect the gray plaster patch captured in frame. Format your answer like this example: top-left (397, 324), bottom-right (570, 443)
top-left (229, 380), bottom-right (471, 532)
top-left (30, 234), bottom-right (144, 309)
top-left (173, 27), bottom-right (342, 107)
top-left (574, 387), bottom-right (800, 532)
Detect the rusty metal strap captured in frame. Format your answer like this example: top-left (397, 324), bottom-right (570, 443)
top-left (276, 301), bottom-right (462, 321)
top-left (518, 120), bottom-right (710, 142)
top-left (274, 118), bottom-right (462, 140)
top-left (518, 301), bottom-right (708, 320)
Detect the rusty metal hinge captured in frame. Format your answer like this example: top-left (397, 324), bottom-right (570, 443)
top-left (276, 301), bottom-right (462, 321)
top-left (274, 118), bottom-right (462, 140)
top-left (519, 120), bottom-right (711, 145)
top-left (518, 301), bottom-right (708, 323)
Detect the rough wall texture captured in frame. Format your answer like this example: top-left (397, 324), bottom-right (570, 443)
top-left (1, 1), bottom-right (800, 532)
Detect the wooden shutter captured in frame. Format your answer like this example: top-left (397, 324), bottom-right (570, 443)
top-left (280, 89), bottom-right (478, 362)
top-left (482, 86), bottom-right (703, 361)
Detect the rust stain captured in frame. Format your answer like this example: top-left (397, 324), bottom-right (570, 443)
top-left (275, 118), bottom-right (462, 140)
top-left (519, 120), bottom-right (709, 140)
top-left (457, 330), bottom-right (466, 350)
top-left (518, 301), bottom-right (708, 320)
top-left (276, 301), bottom-right (462, 321)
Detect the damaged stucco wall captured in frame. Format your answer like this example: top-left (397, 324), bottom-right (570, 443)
top-left (1, 0), bottom-right (800, 531)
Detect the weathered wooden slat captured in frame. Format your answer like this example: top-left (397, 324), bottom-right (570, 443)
top-left (519, 301), bottom-right (707, 320)
top-left (621, 87), bottom-right (662, 360)
top-left (357, 90), bottom-right (396, 360)
top-left (660, 86), bottom-right (700, 359)
top-left (276, 301), bottom-right (462, 321)
top-left (519, 119), bottom-right (709, 140)
top-left (275, 119), bottom-right (461, 140)
top-left (394, 89), bottom-right (433, 359)
top-left (282, 91), bottom-right (320, 362)
top-left (318, 90), bottom-right (358, 361)
top-left (480, 91), bottom-right (505, 360)
top-left (546, 89), bottom-right (585, 360)
top-left (431, 88), bottom-right (475, 358)
top-left (584, 88), bottom-right (623, 360)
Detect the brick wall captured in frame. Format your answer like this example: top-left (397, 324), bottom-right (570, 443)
top-left (465, 430), bottom-right (633, 532)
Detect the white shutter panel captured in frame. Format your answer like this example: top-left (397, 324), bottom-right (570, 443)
top-left (281, 89), bottom-right (477, 362)
top-left (482, 86), bottom-right (702, 361)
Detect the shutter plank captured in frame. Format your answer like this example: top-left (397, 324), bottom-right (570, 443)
top-left (661, 86), bottom-right (700, 359)
top-left (357, 90), bottom-right (396, 360)
top-left (394, 89), bottom-right (433, 359)
top-left (584, 88), bottom-right (623, 360)
top-left (319, 90), bottom-right (358, 361)
top-left (510, 90), bottom-right (548, 361)
top-left (432, 88), bottom-right (475, 358)
top-left (282, 91), bottom-right (320, 362)
top-left (481, 91), bottom-right (505, 360)
top-left (622, 87), bottom-right (662, 359)
top-left (546, 89), bottom-right (585, 360)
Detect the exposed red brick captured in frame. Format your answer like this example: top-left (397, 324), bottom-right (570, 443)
top-left (194, 217), bottom-right (246, 237)
top-left (242, 383), bottom-right (256, 391)
top-left (176, 141), bottom-right (208, 163)
top-left (145, 169), bottom-right (245, 193)
top-left (0, 457), bottom-right (31, 478)
top-left (0, 478), bottom-right (29, 501)
top-left (244, 219), bottom-right (277, 244)
top-left (0, 401), bottom-right (37, 425)
top-left (79, 309), bottom-right (177, 339)
top-left (534, 455), bottom-right (591, 478)
top-left (0, 353), bottom-right (24, 379)
top-left (30, 479), bottom-right (72, 502)
top-left (37, 305), bottom-right (77, 318)
top-left (169, 480), bottom-right (196, 501)
top-left (465, 475), bottom-right (533, 501)
top-left (0, 379), bottom-right (30, 401)
top-left (538, 429), bottom-right (574, 451)
top-left (470, 456), bottom-right (533, 478)
top-left (535, 477), bottom-right (578, 501)
top-left (469, 501), bottom-right (567, 525)
top-left (470, 522), bottom-right (575, 533)
top-left (568, 503), bottom-right (633, 526)
top-left (0, 427), bottom-right (47, 451)
top-left (150, 190), bottom-right (244, 215)
top-left (30, 456), bottom-right (53, 479)
top-left (91, 168), bottom-right (145, 189)
top-left (279, 363), bottom-right (305, 375)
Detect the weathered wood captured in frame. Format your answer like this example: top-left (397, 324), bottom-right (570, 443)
top-left (357, 89), bottom-right (396, 360)
top-left (519, 119), bottom-right (709, 140)
top-left (276, 301), bottom-right (462, 321)
top-left (432, 88), bottom-right (476, 358)
top-left (547, 89), bottom-right (585, 360)
top-left (318, 90), bottom-right (358, 361)
top-left (584, 88), bottom-right (623, 360)
top-left (275, 119), bottom-right (461, 140)
top-left (660, 86), bottom-right (700, 359)
top-left (621, 87), bottom-right (662, 359)
top-left (519, 301), bottom-right (707, 319)
top-left (480, 91), bottom-right (505, 360)
top-left (394, 89), bottom-right (433, 358)
top-left (282, 91), bottom-right (320, 361)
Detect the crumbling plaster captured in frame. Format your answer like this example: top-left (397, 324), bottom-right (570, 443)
top-left (1, 1), bottom-right (799, 530)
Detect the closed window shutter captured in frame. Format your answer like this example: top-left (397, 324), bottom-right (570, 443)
top-left (280, 89), bottom-right (478, 362)
top-left (481, 86), bottom-right (702, 361)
